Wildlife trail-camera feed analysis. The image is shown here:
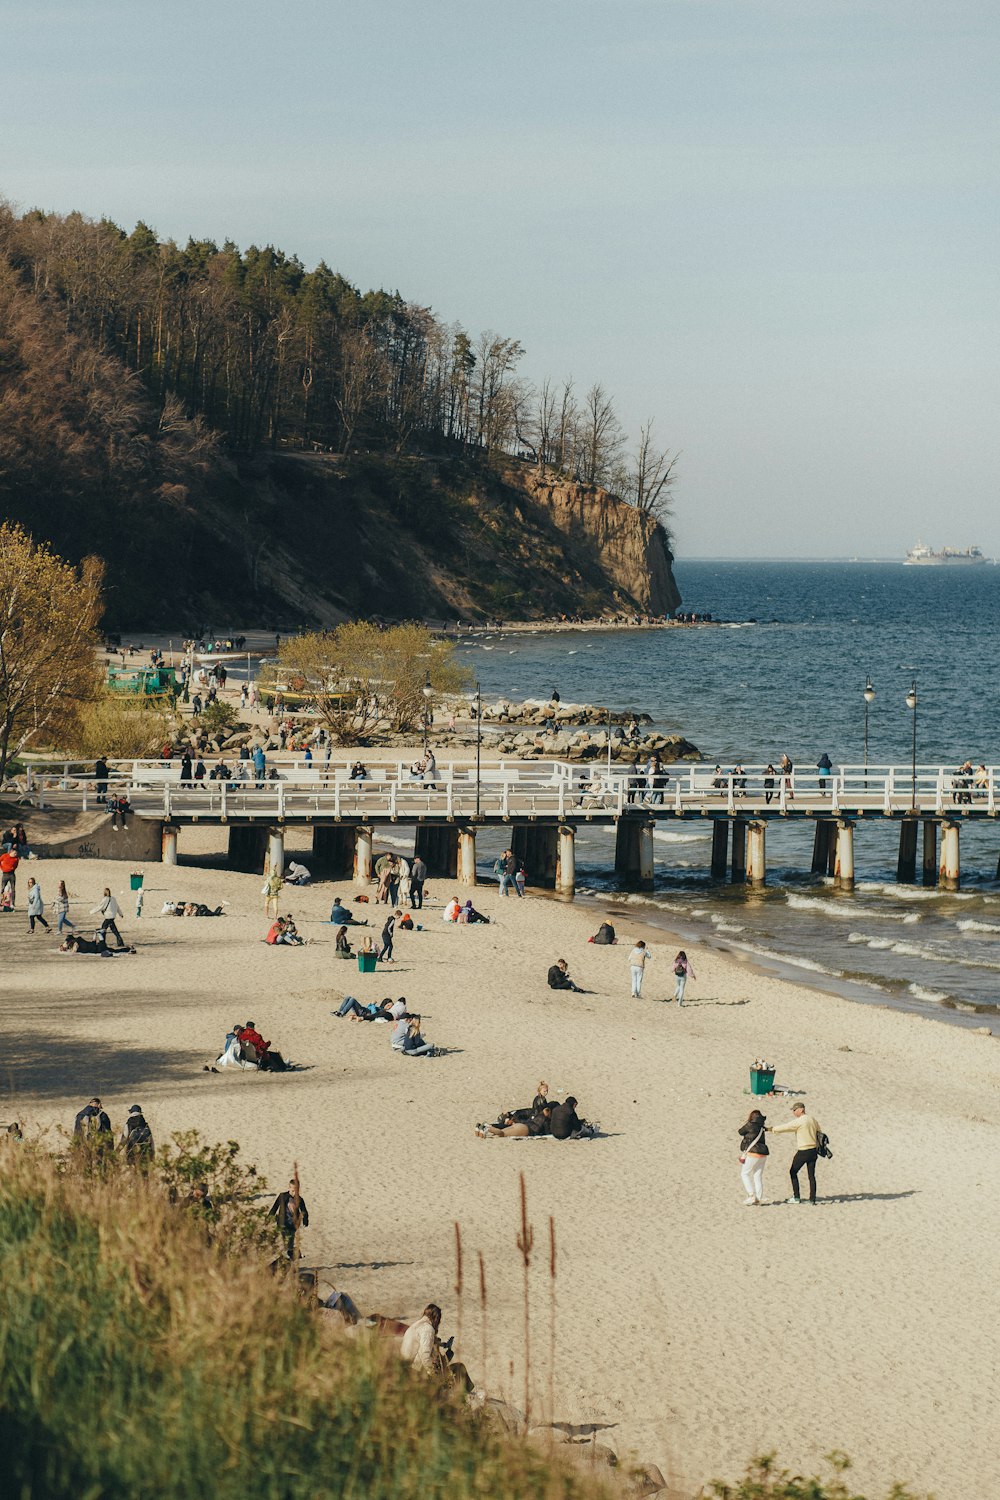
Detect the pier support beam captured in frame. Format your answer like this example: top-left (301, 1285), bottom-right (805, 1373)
top-left (939, 820), bottom-right (960, 892)
top-left (161, 824), bottom-right (179, 866)
top-left (556, 825), bottom-right (576, 900)
top-left (710, 821), bottom-right (728, 881)
top-left (413, 825), bottom-right (458, 879)
top-left (747, 820), bottom-right (767, 887)
top-left (812, 820), bottom-right (837, 876)
top-left (457, 827), bottom-right (477, 886)
top-left (228, 825), bottom-right (268, 872)
top-left (311, 825), bottom-right (355, 876)
top-left (354, 825), bottom-right (373, 884)
top-left (896, 819), bottom-right (918, 884)
top-left (731, 818), bottom-right (747, 885)
top-left (922, 821), bottom-right (938, 887)
top-left (834, 820), bottom-right (854, 892)
top-left (614, 818), bottom-right (655, 892)
top-left (267, 827), bottom-right (285, 879)
top-left (512, 825), bottom-right (558, 888)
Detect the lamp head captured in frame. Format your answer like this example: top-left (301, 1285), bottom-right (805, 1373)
top-left (863, 676), bottom-right (875, 704)
top-left (422, 677), bottom-right (432, 700)
top-left (905, 685), bottom-right (917, 711)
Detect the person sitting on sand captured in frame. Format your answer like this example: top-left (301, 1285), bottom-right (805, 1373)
top-left (532, 1081), bottom-right (552, 1111)
top-left (398, 911), bottom-right (414, 931)
top-left (400, 1303), bottom-right (473, 1392)
top-left (391, 1014), bottom-right (436, 1056)
top-left (265, 917), bottom-right (288, 945)
top-left (549, 1096), bottom-right (590, 1140)
top-left (284, 860), bottom-right (311, 886)
top-left (442, 896), bottom-right (462, 922)
top-left (459, 899), bottom-right (489, 924)
top-left (214, 1022), bottom-right (246, 1068)
top-left (335, 925), bottom-right (353, 958)
top-left (547, 958), bottom-right (582, 992)
top-left (589, 922), bottom-right (617, 945)
top-left (329, 897), bottom-right (366, 926)
top-left (235, 1021), bottom-right (288, 1071)
top-left (282, 914), bottom-right (305, 945)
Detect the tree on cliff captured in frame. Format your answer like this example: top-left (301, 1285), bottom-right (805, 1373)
top-left (629, 419), bottom-right (679, 529)
top-left (0, 525), bottom-right (103, 783)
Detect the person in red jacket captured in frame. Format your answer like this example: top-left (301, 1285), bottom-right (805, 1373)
top-left (237, 1021), bottom-right (270, 1062)
top-left (0, 849), bottom-right (19, 906)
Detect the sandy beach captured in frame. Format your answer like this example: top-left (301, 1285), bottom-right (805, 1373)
top-left (6, 836), bottom-right (998, 1499)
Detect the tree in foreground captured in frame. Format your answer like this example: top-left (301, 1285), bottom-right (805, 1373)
top-left (262, 623), bottom-right (469, 744)
top-left (0, 523), bottom-right (103, 783)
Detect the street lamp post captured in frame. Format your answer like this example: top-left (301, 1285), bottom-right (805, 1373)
top-left (474, 680), bottom-right (482, 821)
top-left (607, 707), bottom-right (613, 779)
top-left (422, 676), bottom-right (432, 759)
top-left (905, 680), bottom-right (918, 810)
top-left (863, 676), bottom-right (875, 787)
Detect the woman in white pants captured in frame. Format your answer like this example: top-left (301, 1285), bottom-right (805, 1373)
top-left (628, 940), bottom-right (651, 998)
top-left (738, 1109), bottom-right (768, 1205)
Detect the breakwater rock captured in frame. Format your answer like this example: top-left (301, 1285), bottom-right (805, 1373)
top-left (481, 699), bottom-right (653, 727)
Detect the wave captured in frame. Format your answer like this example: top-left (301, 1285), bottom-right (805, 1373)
top-left (907, 983), bottom-right (951, 1004)
top-left (711, 917), bottom-right (746, 934)
top-left (956, 918), bottom-right (1000, 934)
top-left (847, 933), bottom-right (893, 949)
top-left (727, 940), bottom-right (841, 977)
top-left (653, 829), bottom-right (706, 845)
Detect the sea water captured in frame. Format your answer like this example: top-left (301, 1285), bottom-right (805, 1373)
top-left (457, 561), bottom-right (1000, 1023)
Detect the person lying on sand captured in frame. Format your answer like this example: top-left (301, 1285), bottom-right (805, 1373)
top-left (334, 995), bottom-right (395, 1021)
top-left (60, 934), bottom-right (136, 956)
top-left (161, 900), bottom-right (226, 917)
top-left (476, 1104), bottom-right (552, 1139)
top-left (458, 900), bottom-right (489, 924)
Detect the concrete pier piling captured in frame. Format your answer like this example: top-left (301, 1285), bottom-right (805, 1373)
top-left (747, 820), bottom-right (766, 886)
top-left (812, 820), bottom-right (836, 875)
top-left (939, 820), bottom-right (960, 891)
top-left (457, 827), bottom-right (477, 886)
top-left (556, 825), bottom-right (576, 898)
top-left (161, 824), bottom-right (178, 865)
top-left (834, 820), bottom-right (854, 891)
top-left (267, 827), bottom-right (285, 878)
top-left (354, 825), bottom-right (373, 884)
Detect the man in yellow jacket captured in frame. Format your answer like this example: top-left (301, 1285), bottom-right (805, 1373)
top-left (770, 1102), bottom-right (823, 1204)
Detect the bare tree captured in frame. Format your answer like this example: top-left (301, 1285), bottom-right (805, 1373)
top-left (630, 419), bottom-right (679, 526)
top-left (579, 382), bottom-right (624, 487)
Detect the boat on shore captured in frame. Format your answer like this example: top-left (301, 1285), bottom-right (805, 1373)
top-left (904, 541), bottom-right (988, 566)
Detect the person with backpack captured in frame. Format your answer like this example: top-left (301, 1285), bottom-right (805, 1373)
top-left (672, 950), bottom-right (696, 1004)
top-left (738, 1108), bottom-right (769, 1205)
top-left (769, 1101), bottom-right (828, 1204)
top-left (120, 1104), bottom-right (154, 1167)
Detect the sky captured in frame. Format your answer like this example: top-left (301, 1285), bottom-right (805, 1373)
top-left (3, 0), bottom-right (998, 558)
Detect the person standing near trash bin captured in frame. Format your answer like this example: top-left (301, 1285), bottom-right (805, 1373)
top-left (769, 1102), bottom-right (824, 1204)
top-left (738, 1108), bottom-right (769, 1206)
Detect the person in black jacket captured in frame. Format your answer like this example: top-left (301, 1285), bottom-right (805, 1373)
top-left (120, 1105), bottom-right (154, 1167)
top-left (738, 1109), bottom-right (769, 1206)
top-left (269, 1180), bottom-right (310, 1259)
top-left (547, 959), bottom-right (581, 992)
top-left (550, 1097), bottom-right (587, 1140)
top-left (74, 1097), bottom-right (111, 1138)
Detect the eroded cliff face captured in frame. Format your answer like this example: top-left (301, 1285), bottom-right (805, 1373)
top-left (509, 466), bottom-right (682, 616)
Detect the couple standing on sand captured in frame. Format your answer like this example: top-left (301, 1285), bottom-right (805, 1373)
top-left (628, 942), bottom-right (695, 1003)
top-left (739, 1101), bottom-right (828, 1206)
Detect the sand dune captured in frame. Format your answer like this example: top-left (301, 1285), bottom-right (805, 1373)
top-left (7, 846), bottom-right (999, 1499)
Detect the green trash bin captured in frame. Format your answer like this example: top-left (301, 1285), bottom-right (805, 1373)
top-left (357, 952), bottom-right (377, 974)
top-left (750, 1067), bottom-right (775, 1095)
top-left (129, 874), bottom-right (144, 891)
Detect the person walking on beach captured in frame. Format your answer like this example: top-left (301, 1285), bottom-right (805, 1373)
top-left (672, 950), bottom-right (695, 1004)
top-left (74, 1097), bottom-right (112, 1139)
top-left (769, 1102), bottom-right (824, 1204)
top-left (92, 888), bottom-right (126, 949)
top-left (1, 847), bottom-right (19, 907)
top-left (269, 1179), bottom-right (310, 1260)
top-left (26, 878), bottom-right (49, 933)
top-left (409, 855), bottom-right (426, 909)
top-left (264, 869), bottom-right (283, 918)
top-left (514, 861), bottom-right (527, 897)
top-left (738, 1108), bottom-right (769, 1205)
top-left (628, 939), bottom-right (652, 998)
top-left (54, 880), bottom-right (74, 934)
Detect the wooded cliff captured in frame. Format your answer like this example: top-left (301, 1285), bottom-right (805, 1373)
top-left (0, 204), bottom-right (681, 626)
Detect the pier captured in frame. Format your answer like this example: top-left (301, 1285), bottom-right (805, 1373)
top-left (19, 759), bottom-right (1000, 896)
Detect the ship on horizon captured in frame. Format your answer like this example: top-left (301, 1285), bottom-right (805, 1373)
top-left (904, 541), bottom-right (989, 567)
